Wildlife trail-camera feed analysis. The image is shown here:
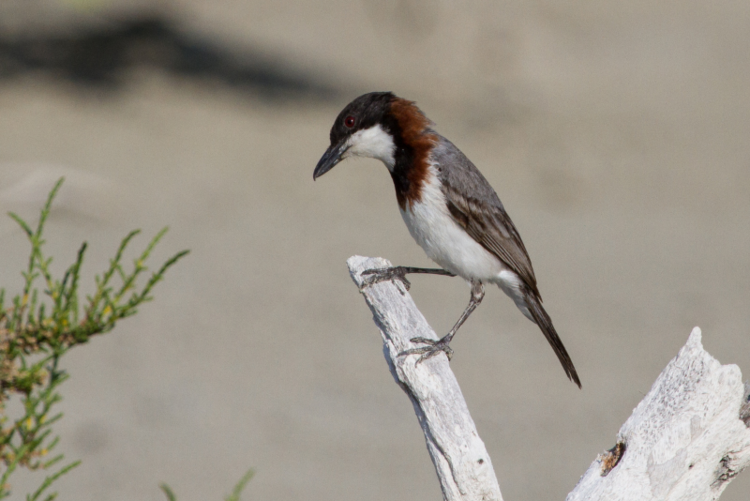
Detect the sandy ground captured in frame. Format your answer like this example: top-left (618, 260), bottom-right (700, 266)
top-left (1, 1), bottom-right (750, 500)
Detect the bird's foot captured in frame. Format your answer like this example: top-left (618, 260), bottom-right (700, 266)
top-left (400, 335), bottom-right (454, 364)
top-left (362, 266), bottom-right (412, 291)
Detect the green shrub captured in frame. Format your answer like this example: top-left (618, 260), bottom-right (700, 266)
top-left (0, 178), bottom-right (188, 500)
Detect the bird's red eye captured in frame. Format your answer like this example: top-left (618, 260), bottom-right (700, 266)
top-left (344, 116), bottom-right (356, 128)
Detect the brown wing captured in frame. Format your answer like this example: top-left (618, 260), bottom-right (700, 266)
top-left (433, 137), bottom-right (540, 296)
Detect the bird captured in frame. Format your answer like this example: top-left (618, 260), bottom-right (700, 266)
top-left (313, 91), bottom-right (581, 388)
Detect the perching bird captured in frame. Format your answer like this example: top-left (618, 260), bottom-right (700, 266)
top-left (313, 92), bottom-right (581, 388)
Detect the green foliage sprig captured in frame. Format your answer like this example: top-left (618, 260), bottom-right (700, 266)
top-left (0, 178), bottom-right (189, 500)
top-left (160, 469), bottom-right (255, 501)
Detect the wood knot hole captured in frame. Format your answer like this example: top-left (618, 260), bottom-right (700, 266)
top-left (600, 441), bottom-right (626, 476)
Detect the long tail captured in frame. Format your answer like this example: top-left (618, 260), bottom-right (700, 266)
top-left (523, 290), bottom-right (581, 388)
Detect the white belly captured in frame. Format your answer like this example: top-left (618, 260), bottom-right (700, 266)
top-left (399, 165), bottom-right (507, 282)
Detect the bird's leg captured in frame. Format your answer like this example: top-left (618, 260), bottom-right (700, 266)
top-left (403, 281), bottom-right (485, 364)
top-left (361, 266), bottom-right (455, 291)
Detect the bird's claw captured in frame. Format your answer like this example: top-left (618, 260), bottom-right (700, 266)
top-left (362, 266), bottom-right (412, 291)
top-left (400, 336), bottom-right (454, 364)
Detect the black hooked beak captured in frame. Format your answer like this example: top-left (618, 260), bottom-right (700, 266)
top-left (313, 140), bottom-right (348, 180)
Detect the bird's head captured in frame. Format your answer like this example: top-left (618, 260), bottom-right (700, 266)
top-left (313, 92), bottom-right (432, 179)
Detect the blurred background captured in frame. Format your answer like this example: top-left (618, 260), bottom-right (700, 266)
top-left (1, 0), bottom-right (749, 499)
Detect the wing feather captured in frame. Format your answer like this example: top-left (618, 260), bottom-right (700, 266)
top-left (434, 137), bottom-right (540, 296)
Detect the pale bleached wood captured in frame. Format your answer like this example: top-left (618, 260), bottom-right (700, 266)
top-left (347, 255), bottom-right (503, 501)
top-left (348, 256), bottom-right (750, 501)
top-left (567, 327), bottom-right (750, 501)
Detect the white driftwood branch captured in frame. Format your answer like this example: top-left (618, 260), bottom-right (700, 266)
top-left (347, 255), bottom-right (503, 501)
top-left (348, 256), bottom-right (750, 501)
top-left (568, 327), bottom-right (750, 501)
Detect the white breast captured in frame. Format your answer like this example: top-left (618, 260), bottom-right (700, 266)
top-left (399, 164), bottom-right (508, 282)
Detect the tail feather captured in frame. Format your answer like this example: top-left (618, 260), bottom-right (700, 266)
top-left (523, 291), bottom-right (581, 388)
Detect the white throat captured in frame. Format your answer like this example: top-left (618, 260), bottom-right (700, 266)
top-left (343, 124), bottom-right (396, 170)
